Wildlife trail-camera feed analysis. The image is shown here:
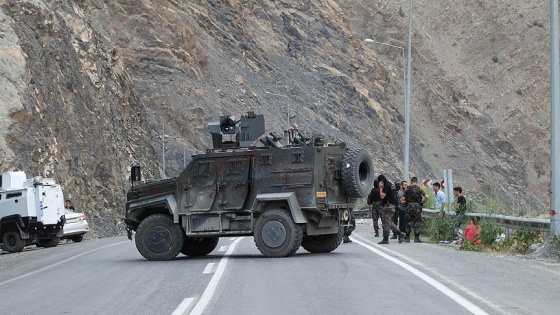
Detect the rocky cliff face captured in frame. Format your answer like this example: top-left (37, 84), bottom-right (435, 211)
top-left (0, 0), bottom-right (552, 236)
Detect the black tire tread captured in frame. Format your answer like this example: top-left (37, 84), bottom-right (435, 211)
top-left (301, 226), bottom-right (343, 253)
top-left (2, 231), bottom-right (25, 253)
top-left (181, 237), bottom-right (219, 256)
top-left (253, 208), bottom-right (302, 257)
top-left (341, 148), bottom-right (373, 198)
top-left (135, 214), bottom-right (184, 261)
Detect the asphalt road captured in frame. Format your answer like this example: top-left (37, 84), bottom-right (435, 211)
top-left (0, 220), bottom-right (558, 315)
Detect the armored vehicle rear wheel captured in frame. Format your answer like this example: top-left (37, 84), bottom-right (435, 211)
top-left (181, 237), bottom-right (219, 256)
top-left (135, 214), bottom-right (185, 261)
top-left (2, 231), bottom-right (25, 253)
top-left (301, 226), bottom-right (343, 253)
top-left (38, 236), bottom-right (60, 248)
top-left (254, 208), bottom-right (302, 257)
top-left (342, 148), bottom-right (374, 198)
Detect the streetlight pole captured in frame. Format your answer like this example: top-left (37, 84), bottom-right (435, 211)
top-left (550, 0), bottom-right (559, 235)
top-left (364, 38), bottom-right (408, 180)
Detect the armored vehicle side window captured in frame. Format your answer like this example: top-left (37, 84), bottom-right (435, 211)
top-left (194, 161), bottom-right (211, 177)
top-left (292, 151), bottom-right (304, 163)
top-left (261, 154), bottom-right (273, 165)
top-left (226, 159), bottom-right (244, 176)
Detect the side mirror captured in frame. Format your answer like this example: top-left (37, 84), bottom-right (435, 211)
top-left (130, 166), bottom-right (141, 182)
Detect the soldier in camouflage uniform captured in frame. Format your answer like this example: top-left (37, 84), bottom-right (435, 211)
top-left (342, 209), bottom-right (356, 243)
top-left (404, 177), bottom-right (430, 243)
top-left (378, 176), bottom-right (405, 244)
top-left (367, 180), bottom-right (381, 237)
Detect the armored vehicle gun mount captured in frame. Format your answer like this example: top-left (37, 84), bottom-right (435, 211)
top-left (125, 112), bottom-right (374, 260)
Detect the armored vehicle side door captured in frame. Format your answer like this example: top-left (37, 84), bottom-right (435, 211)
top-left (215, 156), bottom-right (251, 210)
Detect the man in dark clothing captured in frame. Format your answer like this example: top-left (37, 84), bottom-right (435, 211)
top-left (367, 180), bottom-right (382, 237)
top-left (404, 177), bottom-right (430, 243)
top-left (453, 187), bottom-right (467, 229)
top-left (377, 174), bottom-right (400, 239)
top-left (396, 181), bottom-right (409, 233)
top-left (378, 176), bottom-right (405, 244)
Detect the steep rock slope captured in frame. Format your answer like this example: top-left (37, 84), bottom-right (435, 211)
top-left (0, 0), bottom-right (551, 235)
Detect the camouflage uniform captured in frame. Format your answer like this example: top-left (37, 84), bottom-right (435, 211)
top-left (370, 201), bottom-right (382, 234)
top-left (405, 202), bottom-right (423, 235)
top-left (381, 204), bottom-right (401, 236)
top-left (343, 210), bottom-right (356, 243)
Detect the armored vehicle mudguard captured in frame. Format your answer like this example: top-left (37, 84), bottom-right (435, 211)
top-left (125, 112), bottom-right (373, 260)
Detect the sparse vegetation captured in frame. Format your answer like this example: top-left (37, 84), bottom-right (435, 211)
top-left (399, 7), bottom-right (405, 18)
top-left (552, 236), bottom-right (560, 257)
top-left (492, 55), bottom-right (499, 63)
top-left (515, 89), bottom-right (523, 96)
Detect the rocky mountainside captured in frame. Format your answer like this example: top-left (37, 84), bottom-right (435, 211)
top-left (0, 0), bottom-right (552, 236)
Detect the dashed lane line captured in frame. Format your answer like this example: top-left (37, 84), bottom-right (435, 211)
top-left (181, 237), bottom-right (243, 315)
top-left (202, 263), bottom-right (215, 274)
top-left (218, 245), bottom-right (227, 252)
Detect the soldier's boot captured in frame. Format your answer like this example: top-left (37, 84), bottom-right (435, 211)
top-left (343, 235), bottom-right (352, 243)
top-left (391, 233), bottom-right (398, 239)
top-left (414, 233), bottom-right (423, 243)
top-left (378, 231), bottom-right (390, 244)
top-left (404, 233), bottom-right (411, 243)
top-left (398, 231), bottom-right (406, 243)
top-left (374, 230), bottom-right (380, 237)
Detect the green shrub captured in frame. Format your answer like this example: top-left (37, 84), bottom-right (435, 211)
top-left (552, 236), bottom-right (560, 256)
top-left (399, 7), bottom-right (405, 18)
top-left (512, 226), bottom-right (540, 253)
top-left (492, 55), bottom-right (499, 63)
top-left (460, 239), bottom-right (482, 251)
top-left (428, 213), bottom-right (456, 241)
top-left (478, 218), bottom-right (501, 246)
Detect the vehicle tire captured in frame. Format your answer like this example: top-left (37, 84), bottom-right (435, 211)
top-left (253, 208), bottom-right (302, 257)
top-left (301, 225), bottom-right (343, 253)
top-left (180, 237), bottom-right (219, 256)
top-left (72, 234), bottom-right (84, 243)
top-left (135, 214), bottom-right (184, 261)
top-left (341, 148), bottom-right (374, 198)
top-left (2, 231), bottom-right (25, 253)
top-left (38, 236), bottom-right (60, 248)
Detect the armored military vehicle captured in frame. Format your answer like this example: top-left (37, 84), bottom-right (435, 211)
top-left (125, 112), bottom-right (373, 260)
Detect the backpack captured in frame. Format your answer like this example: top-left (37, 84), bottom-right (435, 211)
top-left (405, 185), bottom-right (422, 203)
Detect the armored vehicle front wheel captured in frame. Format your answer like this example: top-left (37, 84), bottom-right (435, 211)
top-left (253, 208), bottom-right (302, 257)
top-left (2, 231), bottom-right (25, 253)
top-left (135, 214), bottom-right (185, 261)
top-left (301, 226), bottom-right (343, 253)
top-left (181, 237), bottom-right (219, 256)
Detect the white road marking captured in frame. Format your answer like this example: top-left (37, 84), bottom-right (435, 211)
top-left (218, 245), bottom-right (227, 252)
top-left (171, 297), bottom-right (194, 315)
top-left (202, 263), bottom-right (215, 274)
top-left (189, 237), bottom-right (243, 315)
top-left (0, 241), bottom-right (129, 286)
top-left (229, 237), bottom-right (237, 241)
top-left (351, 235), bottom-right (489, 315)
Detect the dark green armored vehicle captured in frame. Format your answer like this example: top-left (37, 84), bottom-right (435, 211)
top-left (125, 112), bottom-right (373, 260)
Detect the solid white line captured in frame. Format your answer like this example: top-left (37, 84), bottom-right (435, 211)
top-left (0, 240), bottom-right (129, 286)
top-left (351, 235), bottom-right (489, 315)
top-left (229, 237), bottom-right (237, 241)
top-left (171, 297), bottom-right (194, 315)
top-left (218, 245), bottom-right (227, 252)
top-left (202, 263), bottom-right (215, 274)
top-left (189, 237), bottom-right (243, 315)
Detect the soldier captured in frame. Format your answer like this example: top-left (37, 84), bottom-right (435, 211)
top-left (404, 177), bottom-right (430, 243)
top-left (378, 177), bottom-right (405, 244)
top-left (367, 180), bottom-right (381, 237)
top-left (342, 209), bottom-right (356, 243)
top-left (396, 181), bottom-right (409, 233)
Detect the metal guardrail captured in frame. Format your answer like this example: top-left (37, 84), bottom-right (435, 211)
top-left (354, 208), bottom-right (551, 236)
